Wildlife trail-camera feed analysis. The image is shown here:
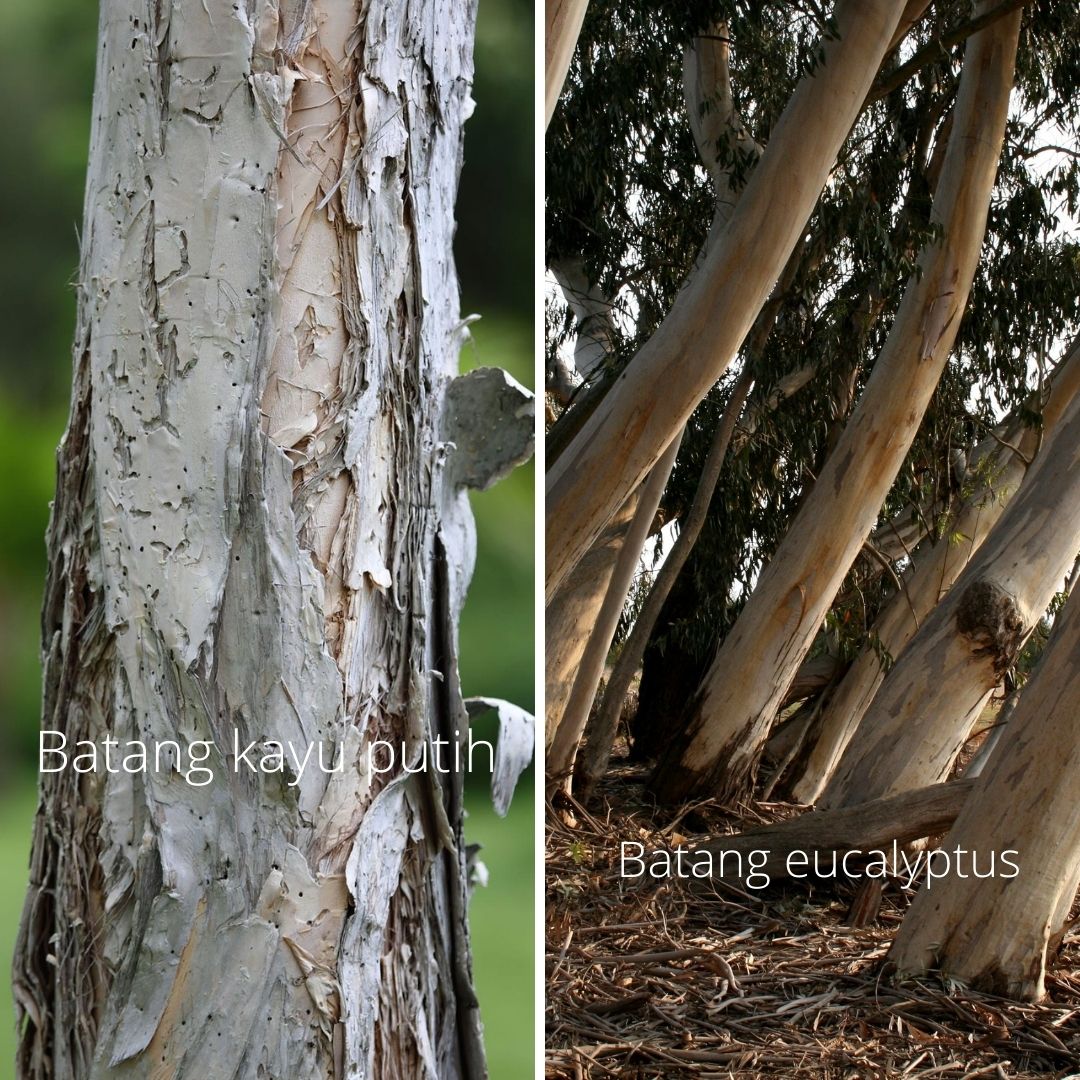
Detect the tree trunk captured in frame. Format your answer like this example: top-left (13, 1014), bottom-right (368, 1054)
top-left (647, 3), bottom-right (1020, 807)
top-left (545, 1), bottom-right (904, 602)
top-left (545, 490), bottom-right (640, 751)
top-left (545, 0), bottom-right (588, 127)
top-left (13, 3), bottom-right (532, 1077)
top-left (822, 381), bottom-right (1080, 810)
top-left (692, 779), bottom-right (974, 887)
top-left (889, 583), bottom-right (1080, 1000)
top-left (548, 434), bottom-right (681, 791)
top-left (790, 337), bottom-right (1080, 803)
top-left (575, 370), bottom-right (752, 801)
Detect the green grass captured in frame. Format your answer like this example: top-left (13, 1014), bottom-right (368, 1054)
top-left (465, 779), bottom-right (535, 1078)
top-left (0, 783), bottom-right (35, 1078)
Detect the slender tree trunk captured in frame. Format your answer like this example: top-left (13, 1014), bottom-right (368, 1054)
top-left (13, 2), bottom-right (532, 1077)
top-left (649, 3), bottom-right (1021, 806)
top-left (822, 381), bottom-right (1080, 810)
top-left (575, 369), bottom-right (753, 800)
top-left (545, 490), bottom-right (640, 751)
top-left (889, 583), bottom-right (1080, 1000)
top-left (545, 1), bottom-right (904, 602)
top-left (545, 0), bottom-right (588, 127)
top-left (789, 338), bottom-right (1080, 803)
top-left (548, 434), bottom-right (681, 790)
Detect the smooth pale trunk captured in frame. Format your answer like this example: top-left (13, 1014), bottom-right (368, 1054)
top-left (889, 584), bottom-right (1080, 1000)
top-left (10, 2), bottom-right (530, 1078)
top-left (545, 0), bottom-right (589, 126)
top-left (791, 340), bottom-right (1080, 803)
top-left (545, 1), bottom-right (904, 602)
top-left (821, 381), bottom-right (1080, 809)
top-left (548, 435), bottom-right (681, 789)
top-left (576, 369), bottom-right (753, 800)
top-left (648, 4), bottom-right (1021, 806)
top-left (545, 491), bottom-right (640, 750)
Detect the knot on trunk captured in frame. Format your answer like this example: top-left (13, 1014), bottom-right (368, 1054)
top-left (955, 580), bottom-right (1025, 676)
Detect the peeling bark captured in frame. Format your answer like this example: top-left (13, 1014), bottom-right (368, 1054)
top-left (13, 2), bottom-right (532, 1078)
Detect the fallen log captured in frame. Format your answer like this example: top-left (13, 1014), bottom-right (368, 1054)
top-left (692, 778), bottom-right (975, 883)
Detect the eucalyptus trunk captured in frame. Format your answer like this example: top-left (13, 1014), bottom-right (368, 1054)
top-left (547, 433), bottom-right (681, 790)
top-left (649, 3), bottom-right (1021, 806)
top-left (545, 1), bottom-right (904, 601)
top-left (13, 2), bottom-right (532, 1078)
top-left (822, 377), bottom-right (1080, 810)
top-left (789, 336), bottom-right (1080, 804)
top-left (889, 583), bottom-right (1080, 1000)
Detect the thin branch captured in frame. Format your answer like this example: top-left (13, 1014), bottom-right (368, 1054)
top-left (867, 0), bottom-right (1033, 105)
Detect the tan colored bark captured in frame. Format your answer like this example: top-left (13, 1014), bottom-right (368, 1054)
top-left (545, 491), bottom-right (640, 751)
top-left (545, 2), bottom-right (905, 602)
top-left (791, 339), bottom-right (1080, 803)
top-left (821, 379), bottom-right (1080, 809)
top-left (575, 369), bottom-right (753, 801)
top-left (546, 0), bottom-right (589, 127)
top-left (548, 434), bottom-right (682, 790)
top-left (648, 4), bottom-right (1022, 806)
top-left (889, 584), bottom-right (1080, 1000)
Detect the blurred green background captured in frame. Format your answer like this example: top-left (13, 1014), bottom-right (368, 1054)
top-left (0, 0), bottom-right (534, 1076)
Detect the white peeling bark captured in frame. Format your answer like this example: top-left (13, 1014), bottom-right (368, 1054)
top-left (13, 2), bottom-right (533, 1078)
top-left (648, 2), bottom-right (1021, 806)
top-left (545, 1), bottom-right (904, 602)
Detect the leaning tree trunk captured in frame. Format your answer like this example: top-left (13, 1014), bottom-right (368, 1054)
top-left (12, 3), bottom-right (533, 1078)
top-left (821, 377), bottom-right (1080, 810)
top-left (648, 3), bottom-right (1021, 806)
top-left (788, 336), bottom-right (1080, 803)
top-left (889, 581), bottom-right (1080, 1000)
top-left (545, 489), bottom-right (640, 751)
top-left (547, 433), bottom-right (681, 791)
top-left (545, 0), bottom-right (589, 127)
top-left (545, 1), bottom-right (904, 601)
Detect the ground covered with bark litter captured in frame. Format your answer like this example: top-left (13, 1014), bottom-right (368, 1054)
top-left (546, 759), bottom-right (1080, 1079)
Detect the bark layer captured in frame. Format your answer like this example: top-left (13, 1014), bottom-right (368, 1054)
top-left (13, 2), bottom-right (531, 1078)
top-left (648, 4), bottom-right (1021, 806)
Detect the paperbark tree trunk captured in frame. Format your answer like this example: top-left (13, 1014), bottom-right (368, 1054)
top-left (545, 1), bottom-right (904, 602)
top-left (789, 337), bottom-right (1080, 803)
top-left (821, 377), bottom-right (1080, 810)
top-left (648, 2), bottom-right (1021, 806)
top-left (889, 583), bottom-right (1080, 1000)
top-left (13, 2), bottom-right (532, 1078)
